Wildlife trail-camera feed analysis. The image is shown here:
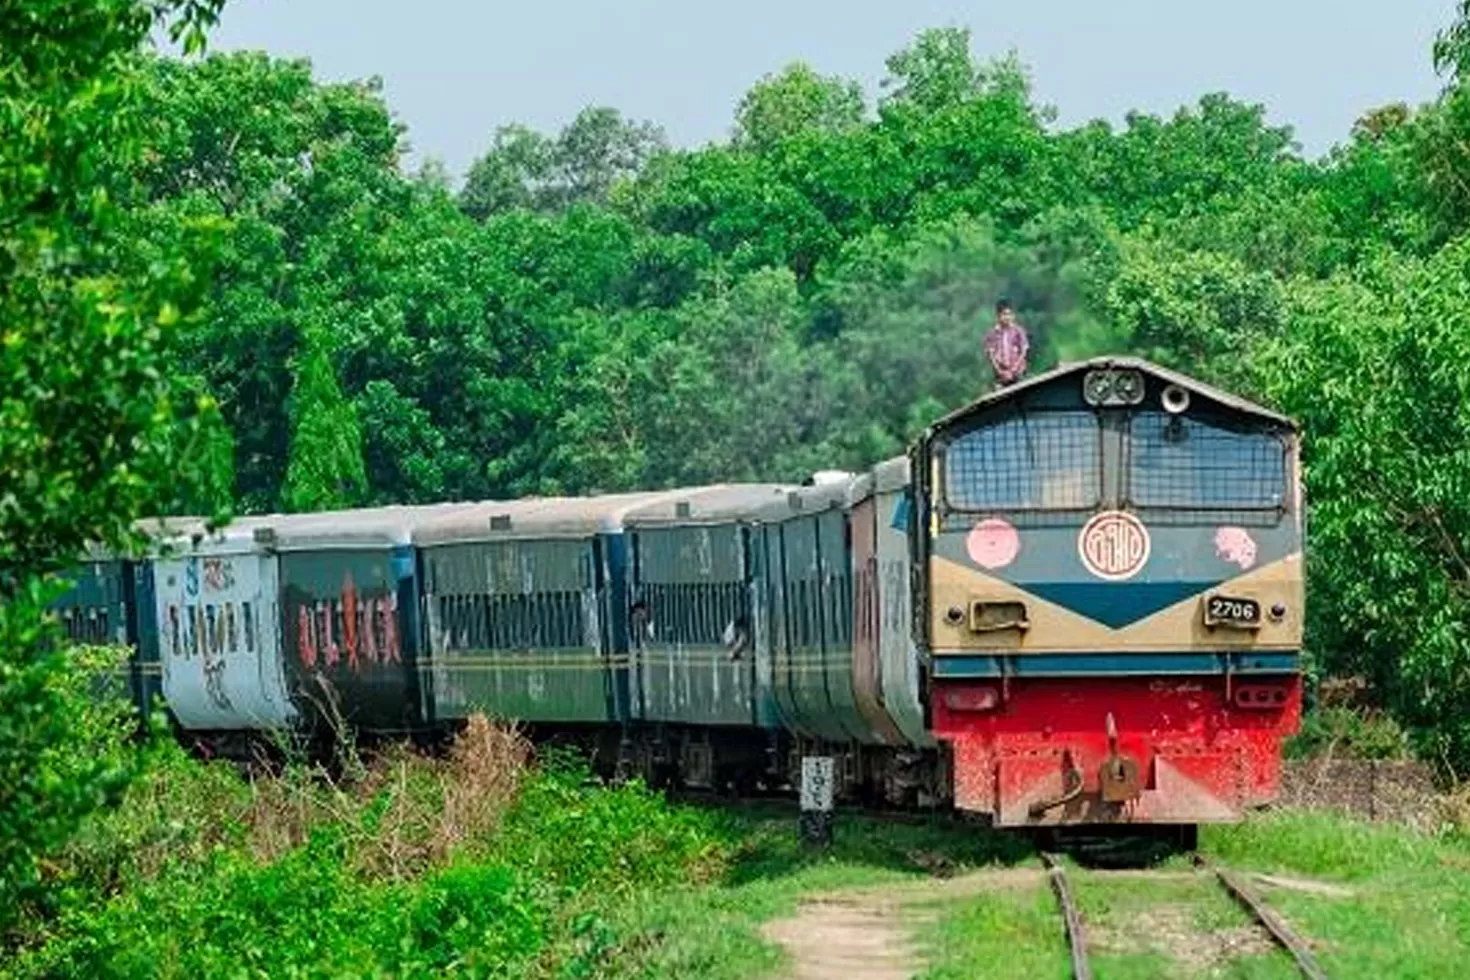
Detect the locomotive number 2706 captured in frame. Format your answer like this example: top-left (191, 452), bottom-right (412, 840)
top-left (1206, 596), bottom-right (1261, 627)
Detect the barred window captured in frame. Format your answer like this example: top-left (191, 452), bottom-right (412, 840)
top-left (438, 591), bottom-right (587, 652)
top-left (1128, 414), bottom-right (1286, 510)
top-left (943, 411), bottom-right (1101, 511)
top-left (640, 581), bottom-right (748, 646)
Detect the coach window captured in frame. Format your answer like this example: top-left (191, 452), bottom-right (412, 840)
top-left (1128, 414), bottom-right (1287, 510)
top-left (943, 410), bottom-right (1101, 512)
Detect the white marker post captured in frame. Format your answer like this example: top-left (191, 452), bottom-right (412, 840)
top-left (799, 755), bottom-right (835, 847)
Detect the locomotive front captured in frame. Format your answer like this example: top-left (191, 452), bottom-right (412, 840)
top-left (912, 357), bottom-right (1302, 827)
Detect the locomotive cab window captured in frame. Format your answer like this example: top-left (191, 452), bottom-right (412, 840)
top-left (942, 410), bottom-right (1101, 512)
top-left (1128, 413), bottom-right (1287, 511)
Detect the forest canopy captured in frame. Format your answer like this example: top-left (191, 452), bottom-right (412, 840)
top-left (103, 14), bottom-right (1470, 765)
top-left (8, 4), bottom-right (1470, 796)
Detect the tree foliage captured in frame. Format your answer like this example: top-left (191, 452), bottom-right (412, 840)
top-left (879, 27), bottom-right (991, 114)
top-left (71, 8), bottom-right (1470, 766)
top-left (460, 107), bottom-right (667, 219)
top-left (0, 0), bottom-right (229, 931)
top-left (1434, 0), bottom-right (1470, 84)
top-left (15, 0), bottom-right (1470, 874)
top-left (283, 328), bottom-right (367, 512)
top-left (733, 63), bottom-right (865, 149)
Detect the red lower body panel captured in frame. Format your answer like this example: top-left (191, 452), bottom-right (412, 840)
top-left (933, 676), bottom-right (1301, 826)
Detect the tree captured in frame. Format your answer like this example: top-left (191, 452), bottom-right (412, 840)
top-left (459, 124), bottom-right (556, 219)
top-left (0, 0), bottom-right (229, 930)
top-left (1314, 104), bottom-right (1430, 266)
top-left (1434, 0), bottom-right (1470, 85)
top-left (1412, 84), bottom-right (1470, 244)
top-left (556, 106), bottom-right (667, 207)
top-left (128, 52), bottom-right (410, 510)
top-left (460, 107), bottom-right (667, 218)
top-left (1095, 237), bottom-right (1285, 384)
top-left (807, 216), bottom-right (1106, 463)
top-left (1057, 94), bottom-right (1302, 229)
top-left (733, 63), bottom-right (865, 150)
top-left (1253, 245), bottom-right (1470, 766)
top-left (282, 327), bottom-right (367, 512)
top-left (879, 27), bottom-right (987, 113)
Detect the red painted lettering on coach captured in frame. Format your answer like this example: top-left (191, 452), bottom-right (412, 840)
top-left (295, 586), bottom-right (401, 673)
top-left (298, 605), bottom-right (317, 670)
top-left (342, 574), bottom-right (359, 670)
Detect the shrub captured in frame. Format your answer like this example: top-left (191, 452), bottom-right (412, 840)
top-left (4, 717), bottom-right (732, 978)
top-left (1286, 706), bottom-right (1414, 762)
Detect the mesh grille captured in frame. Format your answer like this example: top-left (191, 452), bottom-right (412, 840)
top-left (1129, 414), bottom-right (1286, 510)
top-left (943, 411), bottom-right (1100, 511)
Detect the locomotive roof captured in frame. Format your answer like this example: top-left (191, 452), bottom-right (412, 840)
top-left (412, 492), bottom-right (678, 545)
top-left (623, 484), bottom-right (794, 527)
top-left (926, 355), bottom-right (1296, 434)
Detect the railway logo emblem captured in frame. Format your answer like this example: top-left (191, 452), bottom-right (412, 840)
top-left (1078, 511), bottom-right (1150, 581)
top-left (967, 518), bottom-right (1020, 570)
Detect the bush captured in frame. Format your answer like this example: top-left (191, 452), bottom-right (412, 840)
top-left (1286, 706), bottom-right (1414, 762)
top-left (0, 629), bottom-right (140, 939)
top-left (4, 717), bottom-right (732, 978)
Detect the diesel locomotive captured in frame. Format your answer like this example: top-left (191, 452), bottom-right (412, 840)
top-left (53, 356), bottom-right (1303, 829)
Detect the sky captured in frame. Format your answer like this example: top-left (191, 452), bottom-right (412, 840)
top-left (201, 0), bottom-right (1457, 180)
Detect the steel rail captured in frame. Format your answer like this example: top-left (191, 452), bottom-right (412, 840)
top-left (1041, 852), bottom-right (1093, 980)
top-left (1198, 857), bottom-right (1330, 980)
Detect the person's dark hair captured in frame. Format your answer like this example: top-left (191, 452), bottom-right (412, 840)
top-left (995, 298), bottom-right (1012, 315)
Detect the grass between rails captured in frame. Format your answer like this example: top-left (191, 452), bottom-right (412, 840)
top-left (915, 814), bottom-right (1470, 980)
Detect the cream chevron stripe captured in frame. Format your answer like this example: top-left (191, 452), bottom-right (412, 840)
top-left (929, 552), bottom-right (1303, 654)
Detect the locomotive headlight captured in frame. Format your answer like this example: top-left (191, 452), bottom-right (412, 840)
top-left (1269, 602), bottom-right (1287, 622)
top-left (1083, 370), bottom-right (1114, 405)
top-left (1082, 368), bottom-right (1145, 406)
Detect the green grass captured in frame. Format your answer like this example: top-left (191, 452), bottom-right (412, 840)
top-left (12, 720), bottom-right (1470, 980)
top-left (602, 804), bottom-right (1034, 978)
top-left (914, 886), bottom-right (1068, 980)
top-left (558, 805), bottom-right (1470, 980)
top-left (1069, 872), bottom-right (1299, 980)
top-left (1203, 812), bottom-right (1470, 980)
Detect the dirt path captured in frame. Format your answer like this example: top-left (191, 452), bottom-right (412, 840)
top-left (760, 869), bottom-right (1041, 980)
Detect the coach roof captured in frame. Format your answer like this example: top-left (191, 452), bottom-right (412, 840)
top-left (412, 492), bottom-right (679, 546)
top-left (623, 484), bottom-right (793, 527)
top-left (751, 475), bottom-right (855, 523)
top-left (261, 503), bottom-right (475, 551)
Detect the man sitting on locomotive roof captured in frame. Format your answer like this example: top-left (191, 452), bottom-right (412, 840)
top-left (984, 298), bottom-right (1030, 388)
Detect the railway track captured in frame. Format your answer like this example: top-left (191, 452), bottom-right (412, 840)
top-left (1041, 851), bottom-right (1330, 980)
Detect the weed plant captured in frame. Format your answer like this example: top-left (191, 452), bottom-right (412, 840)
top-left (5, 715), bottom-right (731, 979)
